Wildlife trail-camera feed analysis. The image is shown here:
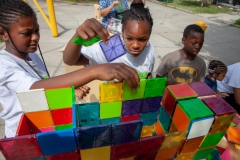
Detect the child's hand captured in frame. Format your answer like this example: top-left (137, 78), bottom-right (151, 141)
top-left (76, 18), bottom-right (110, 44)
top-left (112, 1), bottom-right (119, 8)
top-left (216, 92), bottom-right (229, 98)
top-left (75, 86), bottom-right (90, 99)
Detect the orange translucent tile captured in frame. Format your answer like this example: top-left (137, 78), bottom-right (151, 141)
top-left (175, 151), bottom-right (196, 160)
top-left (173, 105), bottom-right (190, 131)
top-left (140, 124), bottom-right (155, 138)
top-left (80, 146), bottom-right (110, 160)
top-left (155, 146), bottom-right (179, 160)
top-left (227, 126), bottom-right (240, 145)
top-left (169, 122), bottom-right (178, 133)
top-left (160, 130), bottom-right (187, 150)
top-left (25, 111), bottom-right (54, 129)
top-left (180, 136), bottom-right (204, 154)
top-left (155, 121), bottom-right (165, 135)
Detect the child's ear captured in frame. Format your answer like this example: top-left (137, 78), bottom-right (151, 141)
top-left (182, 37), bottom-right (186, 45)
top-left (0, 27), bottom-right (9, 41)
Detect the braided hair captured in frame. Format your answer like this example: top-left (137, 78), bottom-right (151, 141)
top-left (208, 60), bottom-right (227, 75)
top-left (0, 0), bottom-right (36, 31)
top-left (183, 24), bottom-right (204, 39)
top-left (121, 1), bottom-right (153, 33)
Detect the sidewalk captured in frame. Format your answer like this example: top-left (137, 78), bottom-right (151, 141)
top-left (0, 0), bottom-right (240, 159)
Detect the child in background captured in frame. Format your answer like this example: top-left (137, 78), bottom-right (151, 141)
top-left (204, 60), bottom-right (227, 92)
top-left (63, 0), bottom-right (155, 78)
top-left (0, 0), bottom-right (139, 138)
top-left (156, 24), bottom-right (206, 85)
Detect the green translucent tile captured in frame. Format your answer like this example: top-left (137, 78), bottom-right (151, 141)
top-left (73, 36), bottom-right (101, 46)
top-left (193, 147), bottom-right (214, 160)
top-left (100, 117), bottom-right (120, 125)
top-left (55, 124), bottom-right (73, 130)
top-left (178, 98), bottom-right (214, 120)
top-left (200, 132), bottom-right (226, 148)
top-left (137, 71), bottom-right (148, 79)
top-left (144, 77), bottom-right (167, 98)
top-left (45, 87), bottom-right (73, 109)
top-left (71, 86), bottom-right (76, 104)
top-left (100, 101), bottom-right (122, 119)
top-left (230, 122), bottom-right (235, 126)
top-left (122, 79), bottom-right (146, 101)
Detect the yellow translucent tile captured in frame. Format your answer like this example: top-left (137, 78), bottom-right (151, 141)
top-left (140, 124), bottom-right (155, 138)
top-left (99, 82), bottom-right (123, 103)
top-left (80, 146), bottom-right (110, 160)
top-left (235, 144), bottom-right (240, 150)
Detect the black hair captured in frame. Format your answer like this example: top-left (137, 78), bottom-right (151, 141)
top-left (183, 24), bottom-right (204, 39)
top-left (121, 1), bottom-right (153, 33)
top-left (208, 60), bottom-right (227, 75)
top-left (0, 0), bottom-right (36, 31)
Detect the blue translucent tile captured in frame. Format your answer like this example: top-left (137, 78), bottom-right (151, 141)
top-left (76, 102), bottom-right (100, 127)
top-left (141, 97), bottom-right (161, 113)
top-left (78, 124), bottom-right (111, 149)
top-left (72, 104), bottom-right (79, 147)
top-left (36, 130), bottom-right (77, 156)
top-left (158, 106), bottom-right (172, 132)
top-left (99, 34), bottom-right (126, 62)
top-left (112, 120), bottom-right (143, 145)
top-left (122, 99), bottom-right (143, 116)
top-left (100, 117), bottom-right (120, 125)
top-left (140, 111), bottom-right (158, 126)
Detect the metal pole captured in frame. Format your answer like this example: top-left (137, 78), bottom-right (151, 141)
top-left (46, 0), bottom-right (58, 37)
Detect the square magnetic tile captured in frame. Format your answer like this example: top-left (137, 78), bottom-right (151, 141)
top-left (168, 84), bottom-right (197, 100)
top-left (121, 99), bottom-right (142, 116)
top-left (80, 146), bottom-right (110, 160)
top-left (193, 147), bottom-right (214, 160)
top-left (155, 121), bottom-right (165, 135)
top-left (112, 120), bottom-right (143, 145)
top-left (180, 136), bottom-right (204, 154)
top-left (175, 151), bottom-right (196, 160)
top-left (78, 124), bottom-right (111, 149)
top-left (45, 151), bottom-right (79, 160)
top-left (155, 146), bottom-right (179, 160)
top-left (121, 114), bottom-right (140, 122)
top-left (25, 111), bottom-right (54, 129)
top-left (111, 141), bottom-right (138, 160)
top-left (140, 124), bottom-right (155, 138)
top-left (141, 97), bottom-right (161, 113)
top-left (99, 82), bottom-right (123, 103)
top-left (143, 77), bottom-right (167, 98)
top-left (16, 89), bottom-right (49, 112)
top-left (55, 124), bottom-right (73, 131)
top-left (173, 105), bottom-right (191, 131)
top-left (122, 79), bottom-right (146, 101)
top-left (137, 71), bottom-right (148, 79)
top-left (233, 114), bottom-right (240, 126)
top-left (200, 131), bottom-right (226, 148)
top-left (140, 111), bottom-right (158, 126)
top-left (227, 126), bottom-right (240, 145)
top-left (169, 122), bottom-right (178, 133)
top-left (188, 81), bottom-right (215, 97)
top-left (16, 114), bottom-right (31, 136)
top-left (161, 88), bottom-right (176, 117)
top-left (100, 101), bottom-right (122, 119)
top-left (134, 151), bottom-right (158, 160)
top-left (0, 135), bottom-right (43, 160)
top-left (187, 116), bottom-right (214, 139)
top-left (100, 117), bottom-right (120, 125)
top-left (158, 107), bottom-right (172, 132)
top-left (99, 34), bottom-right (126, 62)
top-left (51, 108), bottom-right (72, 126)
top-left (32, 126), bottom-right (55, 134)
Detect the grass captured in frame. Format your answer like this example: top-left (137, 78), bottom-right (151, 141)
top-left (0, 38), bottom-right (3, 43)
top-left (235, 19), bottom-right (240, 25)
top-left (160, 0), bottom-right (233, 14)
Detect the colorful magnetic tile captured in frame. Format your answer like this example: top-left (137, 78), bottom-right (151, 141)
top-left (187, 116), bottom-right (214, 139)
top-left (220, 147), bottom-right (231, 160)
top-left (45, 151), bottom-right (79, 160)
top-left (203, 97), bottom-right (236, 116)
top-left (45, 87), bottom-right (74, 109)
top-left (140, 111), bottom-right (158, 126)
top-left (99, 82), bottom-right (123, 103)
top-left (175, 151), bottom-right (196, 160)
top-left (155, 146), bottom-right (179, 160)
top-left (141, 97), bottom-right (161, 113)
top-left (143, 77), bottom-right (167, 98)
top-left (172, 105), bottom-right (191, 131)
top-left (55, 124), bottom-right (73, 131)
top-left (122, 79), bottom-right (146, 101)
top-left (99, 34), bottom-right (126, 62)
top-left (188, 81), bottom-right (215, 97)
top-left (0, 135), bottom-right (43, 160)
top-left (209, 113), bottom-right (235, 134)
top-left (121, 114), bottom-right (140, 122)
top-left (76, 102), bottom-right (100, 127)
top-left (160, 130), bottom-right (187, 150)
top-left (80, 146), bottom-right (110, 160)
top-left (193, 147), bottom-right (214, 160)
top-left (16, 114), bottom-right (31, 136)
top-left (169, 122), bottom-right (178, 133)
top-left (25, 111), bottom-right (54, 129)
top-left (121, 99), bottom-right (142, 116)
top-left (51, 108), bottom-right (72, 126)
top-left (158, 106), bottom-right (172, 132)
top-left (134, 151), bottom-right (158, 160)
top-left (200, 132), bottom-right (226, 148)
top-left (140, 124), bottom-right (155, 138)
top-left (100, 101), bottom-right (122, 119)
top-left (30, 157), bottom-right (45, 160)
top-left (208, 149), bottom-right (221, 160)
top-left (180, 136), bottom-right (204, 154)
top-left (111, 141), bottom-right (138, 160)
top-left (168, 83), bottom-right (197, 100)
top-left (36, 130), bottom-right (77, 156)
top-left (161, 88), bottom-right (176, 117)
top-left (16, 89), bottom-right (49, 113)
top-left (155, 120), bottom-right (165, 135)
top-left (100, 117), bottom-right (120, 125)
top-left (227, 126), bottom-right (240, 145)
top-left (73, 36), bottom-right (101, 46)
top-left (32, 126), bottom-right (55, 134)
top-left (233, 114), bottom-right (240, 126)
top-left (78, 124), bottom-right (111, 149)
top-left (112, 120), bottom-right (143, 145)
top-left (137, 71), bottom-right (148, 79)
top-left (178, 98), bottom-right (214, 120)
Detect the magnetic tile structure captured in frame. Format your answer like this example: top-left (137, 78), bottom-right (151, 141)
top-left (99, 82), bottom-right (123, 103)
top-left (121, 114), bottom-right (140, 122)
top-left (188, 81), bottom-right (215, 97)
top-left (192, 147), bottom-right (214, 160)
top-left (100, 101), bottom-right (122, 119)
top-left (141, 97), bottom-right (161, 113)
top-left (140, 124), bottom-right (155, 138)
top-left (111, 141), bottom-right (138, 160)
top-left (200, 131), bottom-right (226, 148)
top-left (143, 77), bottom-right (167, 98)
top-left (140, 111), bottom-right (158, 126)
top-left (158, 106), bottom-right (172, 132)
top-left (121, 99), bottom-right (142, 116)
top-left (180, 136), bottom-right (204, 154)
top-left (161, 88), bottom-right (177, 117)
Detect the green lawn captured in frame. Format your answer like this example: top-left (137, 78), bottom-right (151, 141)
top-left (235, 19), bottom-right (240, 25)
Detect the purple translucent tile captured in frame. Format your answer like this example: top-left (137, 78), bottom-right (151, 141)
top-left (112, 120), bottom-right (143, 145)
top-left (188, 81), bottom-right (215, 97)
top-left (78, 124), bottom-right (111, 149)
top-left (202, 97), bottom-right (236, 116)
top-left (122, 99), bottom-right (143, 116)
top-left (141, 97), bottom-right (161, 113)
top-left (99, 34), bottom-right (126, 62)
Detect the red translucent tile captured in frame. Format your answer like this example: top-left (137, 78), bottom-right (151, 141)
top-left (45, 151), bottom-right (79, 160)
top-left (51, 108), bottom-right (72, 125)
top-left (203, 97), bottom-right (236, 116)
top-left (168, 84), bottom-right (197, 100)
top-left (161, 88), bottom-right (176, 117)
top-left (121, 114), bottom-right (140, 122)
top-left (0, 135), bottom-right (43, 160)
top-left (111, 141), bottom-right (138, 160)
top-left (16, 114), bottom-right (31, 136)
top-left (188, 81), bottom-right (215, 97)
top-left (135, 151), bottom-right (158, 160)
top-left (32, 126), bottom-right (56, 134)
top-left (233, 114), bottom-right (240, 126)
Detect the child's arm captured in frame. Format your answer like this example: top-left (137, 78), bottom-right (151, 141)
top-left (63, 18), bottom-right (110, 66)
top-left (30, 63), bottom-right (139, 90)
top-left (233, 87), bottom-right (240, 106)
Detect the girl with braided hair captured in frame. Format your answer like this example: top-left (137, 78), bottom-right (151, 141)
top-left (0, 0), bottom-right (139, 138)
top-left (63, 0), bottom-right (155, 78)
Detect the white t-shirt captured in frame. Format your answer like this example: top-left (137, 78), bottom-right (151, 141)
top-left (81, 41), bottom-right (155, 73)
top-left (217, 62), bottom-right (240, 93)
top-left (0, 50), bottom-right (48, 137)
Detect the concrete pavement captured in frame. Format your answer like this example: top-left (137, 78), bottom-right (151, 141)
top-left (0, 0), bottom-right (240, 159)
